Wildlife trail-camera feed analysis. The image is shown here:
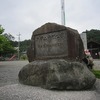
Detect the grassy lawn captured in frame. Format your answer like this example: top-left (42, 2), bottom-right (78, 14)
top-left (92, 70), bottom-right (100, 79)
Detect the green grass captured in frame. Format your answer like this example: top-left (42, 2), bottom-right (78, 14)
top-left (92, 70), bottom-right (100, 79)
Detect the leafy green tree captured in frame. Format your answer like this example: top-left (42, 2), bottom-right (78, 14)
top-left (0, 35), bottom-right (16, 55)
top-left (0, 25), bottom-right (5, 34)
top-left (0, 25), bottom-right (16, 57)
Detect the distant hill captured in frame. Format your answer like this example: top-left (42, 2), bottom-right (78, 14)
top-left (85, 29), bottom-right (100, 43)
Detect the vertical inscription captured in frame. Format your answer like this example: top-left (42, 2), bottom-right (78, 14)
top-left (34, 30), bottom-right (68, 59)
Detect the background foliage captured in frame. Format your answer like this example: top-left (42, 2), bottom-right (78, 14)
top-left (0, 25), bottom-right (16, 57)
top-left (85, 29), bottom-right (100, 43)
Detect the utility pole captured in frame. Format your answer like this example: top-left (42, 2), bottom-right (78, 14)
top-left (61, 0), bottom-right (65, 25)
top-left (17, 33), bottom-right (21, 60)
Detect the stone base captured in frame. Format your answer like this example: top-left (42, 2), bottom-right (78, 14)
top-left (18, 59), bottom-right (96, 90)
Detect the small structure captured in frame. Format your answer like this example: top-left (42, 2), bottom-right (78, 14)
top-left (80, 32), bottom-right (87, 50)
top-left (87, 40), bottom-right (100, 59)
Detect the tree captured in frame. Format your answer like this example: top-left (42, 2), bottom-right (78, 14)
top-left (3, 33), bottom-right (15, 41)
top-left (0, 25), bottom-right (16, 57)
top-left (0, 35), bottom-right (16, 55)
top-left (20, 40), bottom-right (31, 52)
top-left (11, 39), bottom-right (31, 53)
top-left (0, 25), bottom-right (5, 34)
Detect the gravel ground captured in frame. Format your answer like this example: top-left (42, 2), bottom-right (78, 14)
top-left (0, 61), bottom-right (28, 87)
top-left (0, 79), bottom-right (100, 100)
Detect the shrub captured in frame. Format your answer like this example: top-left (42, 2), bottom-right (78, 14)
top-left (92, 70), bottom-right (100, 79)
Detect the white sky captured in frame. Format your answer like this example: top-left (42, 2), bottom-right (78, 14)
top-left (0, 0), bottom-right (100, 41)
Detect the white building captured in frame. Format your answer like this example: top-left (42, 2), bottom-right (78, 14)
top-left (80, 32), bottom-right (87, 50)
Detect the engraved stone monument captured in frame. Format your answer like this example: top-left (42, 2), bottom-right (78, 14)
top-left (19, 23), bottom-right (96, 90)
top-left (27, 23), bottom-right (85, 62)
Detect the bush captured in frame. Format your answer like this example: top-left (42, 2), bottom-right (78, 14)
top-left (92, 70), bottom-right (100, 79)
top-left (20, 54), bottom-right (28, 60)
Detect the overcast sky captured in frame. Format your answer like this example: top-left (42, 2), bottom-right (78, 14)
top-left (0, 0), bottom-right (100, 41)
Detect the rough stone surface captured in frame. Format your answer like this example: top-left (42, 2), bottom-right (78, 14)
top-left (22, 23), bottom-right (95, 90)
top-left (27, 23), bottom-right (85, 62)
top-left (18, 59), bottom-right (96, 90)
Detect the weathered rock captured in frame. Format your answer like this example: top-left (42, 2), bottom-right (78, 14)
top-left (18, 59), bottom-right (96, 90)
top-left (27, 23), bottom-right (85, 62)
top-left (20, 23), bottom-right (96, 90)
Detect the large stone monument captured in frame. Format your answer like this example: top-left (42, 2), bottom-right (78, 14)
top-left (19, 23), bottom-right (96, 90)
top-left (27, 23), bottom-right (85, 62)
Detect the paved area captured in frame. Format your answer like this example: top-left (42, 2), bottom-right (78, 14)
top-left (0, 60), bottom-right (100, 100)
top-left (94, 60), bottom-right (100, 70)
top-left (0, 61), bottom-right (28, 87)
